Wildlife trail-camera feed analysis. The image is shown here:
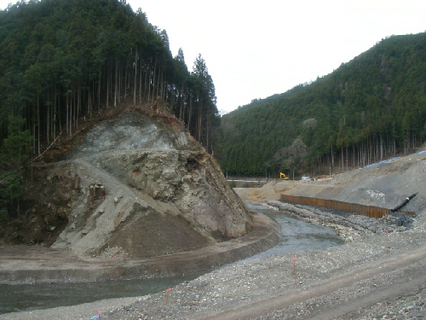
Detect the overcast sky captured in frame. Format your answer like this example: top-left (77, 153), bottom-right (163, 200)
top-left (1, 0), bottom-right (425, 114)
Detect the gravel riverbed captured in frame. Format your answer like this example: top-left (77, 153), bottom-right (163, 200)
top-left (2, 202), bottom-right (425, 320)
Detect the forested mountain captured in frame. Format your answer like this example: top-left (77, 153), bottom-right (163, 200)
top-left (0, 0), bottom-right (219, 215)
top-left (217, 33), bottom-right (426, 178)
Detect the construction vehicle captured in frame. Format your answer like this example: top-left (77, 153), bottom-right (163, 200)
top-left (280, 172), bottom-right (289, 180)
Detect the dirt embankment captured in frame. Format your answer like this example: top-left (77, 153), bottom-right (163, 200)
top-left (237, 150), bottom-right (426, 223)
top-left (0, 212), bottom-right (280, 285)
top-left (0, 105), bottom-right (282, 285)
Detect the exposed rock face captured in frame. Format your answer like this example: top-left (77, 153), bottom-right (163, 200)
top-left (50, 109), bottom-right (252, 258)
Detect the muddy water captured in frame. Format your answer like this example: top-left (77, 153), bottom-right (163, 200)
top-left (0, 276), bottom-right (197, 315)
top-left (241, 202), bottom-right (343, 261)
top-left (0, 202), bottom-right (343, 315)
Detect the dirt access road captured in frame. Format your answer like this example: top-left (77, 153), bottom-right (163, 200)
top-left (0, 212), bottom-right (280, 285)
top-left (204, 245), bottom-right (426, 319)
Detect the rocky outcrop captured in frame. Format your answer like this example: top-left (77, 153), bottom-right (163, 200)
top-left (49, 108), bottom-right (253, 258)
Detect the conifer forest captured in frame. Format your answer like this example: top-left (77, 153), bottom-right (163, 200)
top-left (0, 0), bottom-right (219, 213)
top-left (217, 33), bottom-right (426, 177)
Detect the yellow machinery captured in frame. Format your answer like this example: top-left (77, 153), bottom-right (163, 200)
top-left (280, 172), bottom-right (289, 180)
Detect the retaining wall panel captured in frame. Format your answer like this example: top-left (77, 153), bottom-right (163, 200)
top-left (280, 194), bottom-right (408, 219)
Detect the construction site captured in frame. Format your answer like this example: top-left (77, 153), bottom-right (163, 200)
top-left (1, 147), bottom-right (425, 319)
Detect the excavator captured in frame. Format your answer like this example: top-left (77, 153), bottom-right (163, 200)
top-left (280, 172), bottom-right (289, 180)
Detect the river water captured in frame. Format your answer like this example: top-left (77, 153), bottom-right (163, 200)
top-left (242, 203), bottom-right (343, 261)
top-left (0, 275), bottom-right (198, 315)
top-left (0, 202), bottom-right (342, 315)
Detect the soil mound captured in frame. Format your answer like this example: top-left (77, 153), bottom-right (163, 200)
top-left (3, 106), bottom-right (254, 260)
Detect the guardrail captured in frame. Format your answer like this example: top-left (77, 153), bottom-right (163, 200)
top-left (280, 195), bottom-right (415, 219)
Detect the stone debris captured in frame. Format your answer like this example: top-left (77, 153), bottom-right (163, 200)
top-left (82, 204), bottom-right (426, 320)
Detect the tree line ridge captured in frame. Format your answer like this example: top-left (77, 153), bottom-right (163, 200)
top-left (217, 33), bottom-right (426, 177)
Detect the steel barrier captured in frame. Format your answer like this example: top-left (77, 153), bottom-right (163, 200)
top-left (280, 194), bottom-right (415, 219)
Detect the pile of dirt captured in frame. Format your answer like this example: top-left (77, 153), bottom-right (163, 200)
top-left (1, 105), bottom-right (255, 261)
top-left (0, 212), bottom-right (280, 285)
top-left (234, 179), bottom-right (291, 203)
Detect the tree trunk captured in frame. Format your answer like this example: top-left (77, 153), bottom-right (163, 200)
top-left (159, 69), bottom-right (163, 99)
top-left (124, 60), bottom-right (128, 100)
top-left (46, 91), bottom-right (50, 144)
top-left (98, 70), bottom-right (102, 110)
top-left (139, 62), bottom-right (143, 103)
top-left (53, 84), bottom-right (57, 139)
top-left (88, 90), bottom-right (92, 119)
top-left (114, 58), bottom-right (118, 107)
top-left (187, 94), bottom-right (193, 130)
top-left (151, 57), bottom-right (157, 101)
top-left (179, 89), bottom-right (184, 120)
top-left (133, 48), bottom-right (138, 105)
top-left (206, 116), bottom-right (210, 153)
top-left (66, 90), bottom-right (69, 135)
top-left (37, 93), bottom-right (41, 154)
top-left (76, 85), bottom-right (81, 130)
top-left (147, 66), bottom-right (152, 102)
top-left (197, 95), bottom-right (202, 142)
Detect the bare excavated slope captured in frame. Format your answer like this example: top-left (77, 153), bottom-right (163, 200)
top-left (237, 150), bottom-right (426, 225)
top-left (15, 107), bottom-right (254, 260)
top-left (51, 108), bottom-right (254, 259)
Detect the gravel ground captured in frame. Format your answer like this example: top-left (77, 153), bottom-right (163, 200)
top-left (3, 202), bottom-right (425, 320)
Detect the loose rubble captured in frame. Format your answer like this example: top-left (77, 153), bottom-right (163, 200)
top-left (98, 203), bottom-right (426, 320)
top-left (4, 202), bottom-right (424, 320)
top-left (264, 200), bottom-right (414, 242)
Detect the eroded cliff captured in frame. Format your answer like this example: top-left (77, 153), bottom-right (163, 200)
top-left (10, 107), bottom-right (253, 259)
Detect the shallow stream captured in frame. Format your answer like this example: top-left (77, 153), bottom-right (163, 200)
top-left (242, 202), bottom-right (343, 261)
top-left (0, 202), bottom-right (343, 315)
